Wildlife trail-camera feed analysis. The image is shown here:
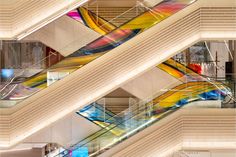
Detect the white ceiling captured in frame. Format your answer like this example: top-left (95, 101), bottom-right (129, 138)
top-left (0, 0), bottom-right (147, 39)
top-left (0, 0), bottom-right (88, 39)
top-left (0, 0), bottom-right (19, 5)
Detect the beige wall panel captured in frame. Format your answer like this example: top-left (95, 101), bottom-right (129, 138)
top-left (24, 113), bottom-right (100, 147)
top-left (24, 16), bottom-right (100, 56)
top-left (122, 67), bottom-right (181, 100)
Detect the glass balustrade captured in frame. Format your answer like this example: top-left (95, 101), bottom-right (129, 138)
top-left (50, 37), bottom-right (236, 156)
top-left (53, 80), bottom-right (231, 157)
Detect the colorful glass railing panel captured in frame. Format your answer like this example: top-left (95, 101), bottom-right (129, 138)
top-left (67, 7), bottom-right (116, 35)
top-left (158, 59), bottom-right (204, 82)
top-left (76, 80), bottom-right (230, 130)
top-left (75, 0), bottom-right (197, 55)
top-left (77, 102), bottom-right (123, 128)
top-left (76, 55), bottom-right (231, 128)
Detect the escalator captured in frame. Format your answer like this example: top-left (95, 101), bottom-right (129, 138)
top-left (52, 77), bottom-right (230, 156)
top-left (1, 0), bottom-right (197, 103)
top-left (24, 6), bottom-right (119, 56)
top-left (49, 48), bottom-right (233, 156)
top-left (74, 55), bottom-right (233, 127)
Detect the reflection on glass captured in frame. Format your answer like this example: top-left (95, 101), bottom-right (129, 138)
top-left (1, 69), bottom-right (14, 79)
top-left (67, 7), bottom-right (116, 35)
top-left (76, 57), bottom-right (232, 129)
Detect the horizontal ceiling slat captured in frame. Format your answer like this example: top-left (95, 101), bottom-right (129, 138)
top-left (0, 0), bottom-right (87, 39)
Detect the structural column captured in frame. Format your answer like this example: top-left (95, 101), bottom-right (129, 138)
top-left (229, 41), bottom-right (236, 79)
top-left (229, 41), bottom-right (236, 106)
top-left (0, 40), bottom-right (3, 83)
